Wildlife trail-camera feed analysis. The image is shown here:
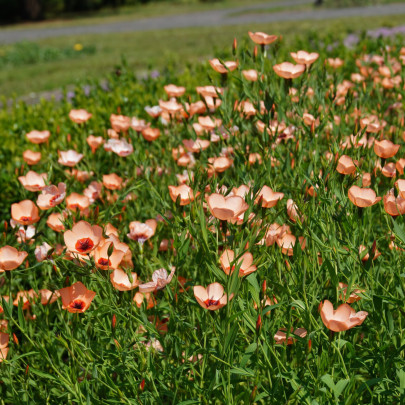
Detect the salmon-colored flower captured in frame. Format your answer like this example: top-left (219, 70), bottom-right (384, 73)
top-left (58, 150), bottom-right (84, 167)
top-left (69, 109), bottom-right (92, 124)
top-left (348, 186), bottom-right (381, 207)
top-left (71, 169), bottom-right (93, 183)
top-left (103, 173), bottom-right (123, 190)
top-left (18, 171), bottom-right (47, 192)
top-left (133, 292), bottom-right (156, 309)
top-left (46, 212), bottom-right (65, 232)
top-left (248, 31), bottom-right (277, 45)
top-left (168, 184), bottom-right (199, 205)
top-left (0, 347), bottom-right (9, 362)
top-left (34, 242), bottom-right (52, 262)
top-left (327, 58), bottom-right (343, 68)
top-left (320, 300), bottom-right (368, 332)
top-left (139, 267), bottom-right (175, 293)
top-left (374, 139), bottom-right (400, 159)
top-left (0, 246), bottom-right (28, 271)
top-left (142, 127), bottom-right (160, 142)
top-left (383, 188), bottom-right (405, 216)
top-left (23, 150), bottom-right (41, 165)
top-left (26, 130), bottom-right (50, 144)
top-left (66, 193), bottom-right (90, 213)
top-left (273, 62), bottom-right (305, 79)
top-left (381, 162), bottom-right (396, 178)
top-left (59, 281), bottom-right (96, 313)
top-left (336, 155), bottom-right (357, 175)
top-left (242, 69), bottom-right (258, 81)
top-left (84, 181), bottom-right (103, 203)
top-left (127, 219), bottom-right (157, 243)
top-left (396, 179), bottom-right (405, 199)
top-left (110, 114), bottom-right (131, 133)
top-left (338, 282), bottom-right (365, 303)
top-left (94, 239), bottom-right (125, 270)
top-left (64, 221), bottom-right (102, 254)
top-left (255, 186), bottom-right (284, 208)
top-left (209, 59), bottom-right (238, 74)
top-left (110, 269), bottom-right (139, 291)
top-left (396, 159), bottom-right (405, 175)
top-left (87, 135), bottom-right (104, 153)
top-left (219, 249), bottom-right (256, 276)
top-left (362, 172), bottom-right (372, 187)
top-left (264, 223), bottom-right (289, 246)
top-left (182, 139), bottom-right (210, 153)
top-left (11, 200), bottom-right (40, 225)
top-left (193, 282), bottom-right (233, 310)
top-left (37, 183), bottom-right (66, 210)
top-left (207, 193), bottom-right (248, 221)
top-left (131, 117), bottom-right (149, 132)
top-left (290, 50), bottom-right (319, 65)
top-left (274, 328), bottom-right (307, 345)
top-left (286, 199), bottom-right (302, 223)
top-left (164, 84), bottom-right (186, 98)
top-left (276, 233), bottom-right (295, 256)
top-left (208, 156), bottom-right (233, 173)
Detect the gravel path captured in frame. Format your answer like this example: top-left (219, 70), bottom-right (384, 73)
top-left (1, 1), bottom-right (405, 44)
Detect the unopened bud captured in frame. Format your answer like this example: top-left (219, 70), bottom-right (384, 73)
top-left (13, 333), bottom-right (19, 345)
top-left (256, 315), bottom-right (262, 331)
top-left (112, 314), bottom-right (116, 330)
top-left (140, 378), bottom-right (145, 391)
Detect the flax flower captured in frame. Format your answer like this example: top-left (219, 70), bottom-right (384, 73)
top-left (87, 135), bottom-right (104, 153)
top-left (138, 267), bottom-right (175, 293)
top-left (11, 200), bottom-right (40, 225)
top-left (127, 220), bottom-right (157, 243)
top-left (255, 186), bottom-right (284, 208)
top-left (338, 283), bottom-right (365, 303)
top-left (374, 139), bottom-right (400, 159)
top-left (133, 292), bottom-right (156, 309)
top-left (64, 221), bottom-right (102, 254)
top-left (23, 150), bottom-right (41, 165)
top-left (336, 155), bottom-right (357, 175)
top-left (59, 281), bottom-right (96, 313)
top-left (168, 184), bottom-right (199, 205)
top-left (94, 239), bottom-right (125, 270)
top-left (383, 189), bottom-right (405, 216)
top-left (248, 31), bottom-right (277, 45)
top-left (193, 282), bottom-right (233, 311)
top-left (26, 130), bottom-right (50, 144)
top-left (273, 62), bottom-right (305, 79)
top-left (164, 84), bottom-right (186, 98)
top-left (66, 193), bottom-right (90, 213)
top-left (46, 212), bottom-right (65, 232)
top-left (58, 150), bottom-right (84, 167)
top-left (396, 179), bottom-right (405, 199)
top-left (290, 50), bottom-right (319, 65)
top-left (18, 171), bottom-right (47, 192)
top-left (103, 173), bottom-right (123, 190)
top-left (207, 193), bottom-right (248, 221)
top-left (37, 183), bottom-right (66, 210)
top-left (320, 300), bottom-right (368, 332)
top-left (274, 328), bottom-right (307, 345)
top-left (209, 59), bottom-right (238, 74)
top-left (110, 114), bottom-right (131, 133)
top-left (242, 69), bottom-right (258, 81)
top-left (110, 269), bottom-right (139, 291)
top-left (0, 246), bottom-right (28, 271)
top-left (219, 249), bottom-right (256, 276)
top-left (69, 109), bottom-right (92, 124)
top-left (348, 186), bottom-right (381, 207)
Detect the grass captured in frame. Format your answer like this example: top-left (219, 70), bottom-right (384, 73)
top-left (1, 13), bottom-right (405, 99)
top-left (0, 26), bottom-right (404, 403)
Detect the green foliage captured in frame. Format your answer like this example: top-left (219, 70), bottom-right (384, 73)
top-left (0, 30), bottom-right (404, 403)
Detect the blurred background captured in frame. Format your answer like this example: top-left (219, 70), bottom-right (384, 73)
top-left (0, 0), bottom-right (404, 102)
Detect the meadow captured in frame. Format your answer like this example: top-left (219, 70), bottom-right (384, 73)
top-left (0, 23), bottom-right (405, 404)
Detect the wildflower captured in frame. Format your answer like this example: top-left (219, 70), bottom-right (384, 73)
top-left (37, 183), bottom-right (66, 210)
top-left (138, 267), bottom-right (175, 293)
top-left (206, 193), bottom-right (248, 221)
top-left (273, 62), bottom-right (305, 79)
top-left (219, 249), bottom-right (257, 276)
top-left (348, 186), bottom-right (381, 207)
top-left (193, 282), bottom-right (233, 310)
top-left (22, 150), bottom-right (41, 165)
top-left (69, 109), bottom-right (92, 124)
top-left (11, 200), bottom-right (40, 225)
top-left (0, 246), bottom-right (28, 271)
top-left (59, 281), bottom-right (96, 313)
top-left (26, 130), bottom-right (50, 144)
top-left (274, 328), bottom-right (307, 344)
top-left (18, 171), bottom-right (47, 192)
top-left (64, 221), bottom-right (102, 254)
top-left (168, 184), bottom-right (199, 205)
top-left (255, 186), bottom-right (284, 208)
top-left (320, 300), bottom-right (368, 332)
top-left (58, 150), bottom-right (84, 167)
top-left (127, 220), bottom-right (157, 243)
top-left (248, 31), bottom-right (278, 45)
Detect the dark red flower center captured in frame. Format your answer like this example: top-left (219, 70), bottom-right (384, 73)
top-left (20, 216), bottom-right (32, 222)
top-left (49, 195), bottom-right (60, 206)
top-left (204, 299), bottom-right (220, 307)
top-left (98, 258), bottom-right (111, 266)
top-left (69, 299), bottom-right (85, 310)
top-left (75, 238), bottom-right (94, 253)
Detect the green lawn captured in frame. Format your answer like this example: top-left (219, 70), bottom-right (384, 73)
top-left (1, 13), bottom-right (405, 99)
